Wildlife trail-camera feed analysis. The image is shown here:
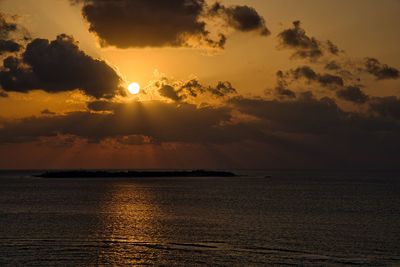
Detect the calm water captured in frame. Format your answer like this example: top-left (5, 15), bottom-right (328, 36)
top-left (0, 170), bottom-right (399, 266)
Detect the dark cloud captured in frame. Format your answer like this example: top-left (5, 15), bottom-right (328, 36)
top-left (74, 0), bottom-right (213, 48)
top-left (209, 81), bottom-right (237, 97)
top-left (290, 66), bottom-right (344, 87)
top-left (0, 13), bottom-right (22, 55)
top-left (291, 65), bottom-right (318, 80)
top-left (278, 21), bottom-right (339, 60)
top-left (325, 61), bottom-right (341, 71)
top-left (297, 91), bottom-right (314, 101)
top-left (326, 40), bottom-right (340, 55)
top-left (273, 71), bottom-right (296, 99)
top-left (0, 13), bottom-right (17, 39)
top-left (159, 85), bottom-right (182, 102)
top-left (275, 86), bottom-right (296, 99)
top-left (0, 39), bottom-right (20, 55)
top-left (273, 68), bottom-right (343, 100)
top-left (87, 100), bottom-right (117, 112)
top-left (1, 95), bottom-right (400, 168)
top-left (0, 101), bottom-right (235, 144)
top-left (279, 65), bottom-right (374, 105)
top-left (364, 57), bottom-right (399, 80)
top-left (0, 95), bottom-right (390, 142)
top-left (232, 96), bottom-right (400, 168)
top-left (318, 74), bottom-right (344, 87)
top-left (209, 3), bottom-right (269, 35)
top-left (0, 34), bottom-right (124, 99)
top-left (41, 109), bottom-right (56, 115)
top-left (178, 79), bottom-right (205, 98)
top-left (231, 96), bottom-right (344, 134)
top-left (336, 86), bottom-right (369, 104)
top-left (72, 0), bottom-right (268, 49)
top-left (157, 79), bottom-right (237, 102)
top-left (278, 21), bottom-right (322, 59)
top-left (369, 96), bottom-right (400, 120)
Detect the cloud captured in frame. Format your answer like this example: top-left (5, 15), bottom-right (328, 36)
top-left (174, 79), bottom-right (205, 99)
top-left (369, 96), bottom-right (400, 120)
top-left (155, 78), bottom-right (237, 102)
top-left (0, 100), bottom-right (236, 144)
top-left (1, 95), bottom-right (397, 145)
top-left (364, 57), bottom-right (399, 80)
top-left (72, 0), bottom-right (269, 49)
top-left (318, 74), bottom-right (345, 87)
top-left (0, 13), bottom-right (17, 39)
top-left (1, 93), bottom-right (400, 168)
top-left (336, 86), bottom-right (369, 104)
top-left (272, 66), bottom-right (348, 101)
top-left (278, 21), bottom-right (339, 60)
top-left (273, 70), bottom-right (296, 99)
top-left (275, 86), bottom-right (296, 99)
top-left (73, 0), bottom-right (213, 48)
top-left (277, 65), bottom-right (373, 105)
top-left (0, 34), bottom-right (124, 99)
top-left (208, 81), bottom-right (237, 97)
top-left (41, 109), bottom-right (56, 115)
top-left (289, 66), bottom-right (344, 88)
top-left (274, 24), bottom-right (400, 110)
top-left (159, 85), bottom-right (182, 102)
top-left (230, 96), bottom-right (345, 134)
top-left (325, 61), bottom-right (341, 71)
top-left (209, 3), bottom-right (270, 35)
top-left (0, 13), bottom-right (22, 55)
top-left (290, 65), bottom-right (318, 80)
top-left (87, 100), bottom-right (117, 112)
top-left (0, 40), bottom-right (20, 55)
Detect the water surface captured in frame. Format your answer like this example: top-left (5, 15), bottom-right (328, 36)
top-left (0, 170), bottom-right (399, 266)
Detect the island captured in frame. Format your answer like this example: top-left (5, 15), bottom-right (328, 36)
top-left (35, 170), bottom-right (238, 178)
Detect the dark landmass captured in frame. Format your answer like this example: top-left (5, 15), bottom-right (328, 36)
top-left (35, 170), bottom-right (238, 178)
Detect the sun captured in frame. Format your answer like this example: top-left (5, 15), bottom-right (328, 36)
top-left (128, 82), bottom-right (141, 95)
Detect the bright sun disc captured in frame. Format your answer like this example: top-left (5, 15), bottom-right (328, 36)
top-left (128, 82), bottom-right (140, 95)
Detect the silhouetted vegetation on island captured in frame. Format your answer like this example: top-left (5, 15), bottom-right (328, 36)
top-left (35, 170), bottom-right (237, 178)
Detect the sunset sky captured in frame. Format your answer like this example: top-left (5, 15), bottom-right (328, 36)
top-left (0, 0), bottom-right (399, 169)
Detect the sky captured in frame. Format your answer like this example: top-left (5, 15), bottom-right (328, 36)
top-left (0, 0), bottom-right (399, 169)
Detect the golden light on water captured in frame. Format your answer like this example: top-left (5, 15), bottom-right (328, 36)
top-left (128, 82), bottom-right (141, 95)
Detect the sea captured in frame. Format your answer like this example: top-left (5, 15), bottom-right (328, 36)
top-left (0, 170), bottom-right (399, 266)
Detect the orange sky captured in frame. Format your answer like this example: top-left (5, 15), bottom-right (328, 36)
top-left (0, 0), bottom-right (399, 169)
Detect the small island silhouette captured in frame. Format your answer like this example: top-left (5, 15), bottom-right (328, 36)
top-left (35, 170), bottom-right (237, 178)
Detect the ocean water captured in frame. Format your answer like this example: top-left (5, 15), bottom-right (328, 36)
top-left (0, 170), bottom-right (399, 266)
